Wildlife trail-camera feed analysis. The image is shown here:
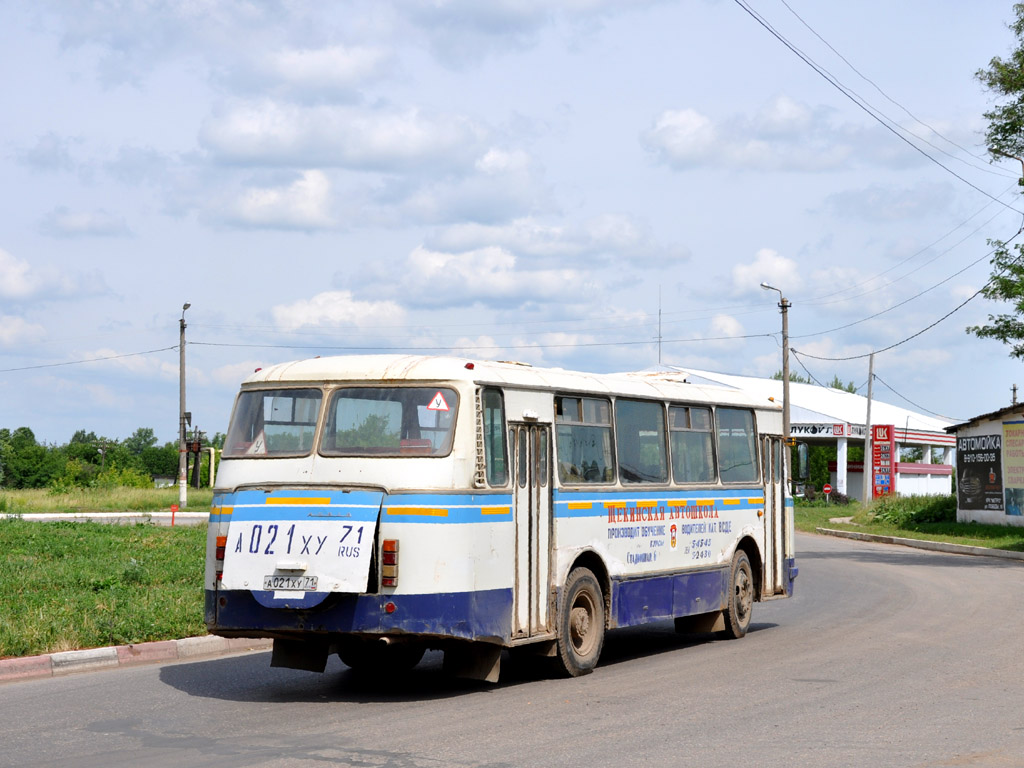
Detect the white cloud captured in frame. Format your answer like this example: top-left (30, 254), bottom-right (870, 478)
top-left (0, 315), bottom-right (46, 347)
top-left (731, 248), bottom-right (803, 296)
top-left (950, 284), bottom-right (979, 302)
top-left (40, 207), bottom-right (131, 238)
top-left (252, 45), bottom-right (393, 96)
top-left (271, 291), bottom-right (406, 331)
top-left (710, 314), bottom-right (744, 338)
top-left (399, 244), bottom-right (587, 308)
top-left (642, 97), bottom-right (866, 172)
top-left (0, 249), bottom-right (37, 299)
top-left (642, 109), bottom-right (718, 167)
top-left (224, 170), bottom-right (335, 230)
top-left (475, 148), bottom-right (532, 174)
top-left (199, 102), bottom-right (486, 172)
top-left (425, 214), bottom-right (690, 267)
top-left (212, 360), bottom-right (266, 387)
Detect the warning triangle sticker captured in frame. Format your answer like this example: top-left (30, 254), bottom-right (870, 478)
top-left (427, 391), bottom-right (450, 412)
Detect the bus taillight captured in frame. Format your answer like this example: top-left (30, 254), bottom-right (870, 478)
top-left (381, 539), bottom-right (399, 587)
top-left (215, 535), bottom-right (227, 582)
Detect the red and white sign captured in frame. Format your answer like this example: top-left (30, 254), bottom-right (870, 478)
top-left (823, 484), bottom-right (833, 495)
top-left (871, 424), bottom-right (896, 498)
top-left (833, 424), bottom-right (845, 437)
top-left (427, 391), bottom-right (450, 412)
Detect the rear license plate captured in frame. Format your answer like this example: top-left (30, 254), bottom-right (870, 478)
top-left (263, 574), bottom-right (318, 591)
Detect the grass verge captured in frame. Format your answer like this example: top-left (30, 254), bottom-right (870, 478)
top-left (795, 498), bottom-right (1024, 552)
top-left (0, 519), bottom-right (207, 658)
top-left (0, 487), bottom-right (214, 515)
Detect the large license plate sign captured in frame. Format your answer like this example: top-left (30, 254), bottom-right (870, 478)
top-left (221, 520), bottom-right (375, 594)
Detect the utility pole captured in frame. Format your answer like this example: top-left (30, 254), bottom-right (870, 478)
top-left (178, 302), bottom-right (191, 509)
top-left (760, 282), bottom-right (791, 468)
top-left (862, 352), bottom-right (875, 504)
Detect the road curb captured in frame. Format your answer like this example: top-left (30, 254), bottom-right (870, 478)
top-left (0, 636), bottom-right (272, 684)
top-left (815, 527), bottom-right (1024, 562)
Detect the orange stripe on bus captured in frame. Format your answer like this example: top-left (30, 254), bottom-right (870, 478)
top-left (210, 506), bottom-right (233, 516)
top-left (723, 499), bottom-right (741, 505)
top-left (481, 506), bottom-right (511, 516)
top-left (266, 497), bottom-right (331, 505)
top-left (386, 507), bottom-right (449, 517)
top-left (567, 502), bottom-right (593, 510)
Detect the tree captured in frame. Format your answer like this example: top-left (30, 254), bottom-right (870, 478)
top-left (124, 427), bottom-right (158, 456)
top-left (0, 427), bottom-right (64, 489)
top-left (772, 370), bottom-right (857, 393)
top-left (970, 4), bottom-right (1024, 354)
top-left (826, 374), bottom-right (857, 394)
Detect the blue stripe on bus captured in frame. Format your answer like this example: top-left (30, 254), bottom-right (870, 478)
top-left (214, 489), bottom-right (386, 523)
top-left (207, 587), bottom-right (514, 644)
top-left (211, 490), bottom-right (515, 524)
top-left (553, 488), bottom-right (766, 518)
top-left (610, 567), bottom-right (729, 628)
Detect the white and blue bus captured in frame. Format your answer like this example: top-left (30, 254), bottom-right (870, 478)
top-left (205, 355), bottom-right (796, 680)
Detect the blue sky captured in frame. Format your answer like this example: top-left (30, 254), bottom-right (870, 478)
top-left (2, 0), bottom-right (1023, 445)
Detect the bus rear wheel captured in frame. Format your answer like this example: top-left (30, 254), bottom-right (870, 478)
top-left (555, 567), bottom-right (605, 677)
top-left (721, 549), bottom-right (754, 639)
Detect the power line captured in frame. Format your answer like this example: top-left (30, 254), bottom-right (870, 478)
top-left (871, 372), bottom-right (963, 422)
top-left (731, 0), bottom-right (1024, 214)
top-left (0, 346), bottom-right (178, 373)
top-left (190, 333), bottom-right (775, 354)
top-left (791, 227), bottom-right (1016, 340)
top-left (798, 186), bottom-right (1018, 308)
top-left (789, 351), bottom-right (828, 388)
top-left (791, 225), bottom-right (1024, 361)
top-left (775, 0), bottom-right (1014, 178)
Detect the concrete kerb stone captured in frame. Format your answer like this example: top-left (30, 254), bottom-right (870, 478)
top-left (0, 636), bottom-right (273, 684)
top-left (815, 527), bottom-right (1024, 562)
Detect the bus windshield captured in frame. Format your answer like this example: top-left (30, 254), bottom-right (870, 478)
top-left (223, 388), bottom-right (322, 457)
top-left (320, 387), bottom-right (458, 457)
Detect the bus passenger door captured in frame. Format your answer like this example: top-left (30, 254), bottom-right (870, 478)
top-left (762, 436), bottom-right (786, 595)
top-left (511, 423), bottom-right (552, 638)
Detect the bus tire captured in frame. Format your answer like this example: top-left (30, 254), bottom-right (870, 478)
top-left (555, 567), bottom-right (605, 677)
top-left (721, 549), bottom-right (754, 639)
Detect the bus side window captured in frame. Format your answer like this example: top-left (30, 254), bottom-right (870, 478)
top-left (717, 407), bottom-right (759, 483)
top-left (615, 399), bottom-right (668, 484)
top-left (555, 395), bottom-right (615, 484)
top-left (669, 405), bottom-right (716, 483)
top-left (482, 388), bottom-right (508, 485)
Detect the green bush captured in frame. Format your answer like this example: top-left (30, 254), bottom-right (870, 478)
top-left (871, 494), bottom-right (957, 526)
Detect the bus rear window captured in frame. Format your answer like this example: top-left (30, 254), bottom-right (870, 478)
top-left (321, 387), bottom-right (458, 457)
top-left (223, 388), bottom-right (322, 457)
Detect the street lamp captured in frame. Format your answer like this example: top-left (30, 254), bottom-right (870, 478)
top-left (760, 282), bottom-right (791, 457)
top-left (178, 302), bottom-right (191, 509)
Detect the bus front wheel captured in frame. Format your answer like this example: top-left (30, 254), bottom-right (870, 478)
top-left (555, 567), bottom-right (605, 677)
top-left (721, 549), bottom-right (754, 639)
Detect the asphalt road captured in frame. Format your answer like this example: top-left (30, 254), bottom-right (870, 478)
top-left (2, 532), bottom-right (1023, 768)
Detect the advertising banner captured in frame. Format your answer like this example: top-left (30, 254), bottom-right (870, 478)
top-left (1002, 421), bottom-right (1024, 515)
top-left (871, 424), bottom-right (895, 498)
top-left (956, 434), bottom-right (1003, 511)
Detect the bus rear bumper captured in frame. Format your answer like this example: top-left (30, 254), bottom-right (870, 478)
top-left (205, 587), bottom-right (513, 645)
